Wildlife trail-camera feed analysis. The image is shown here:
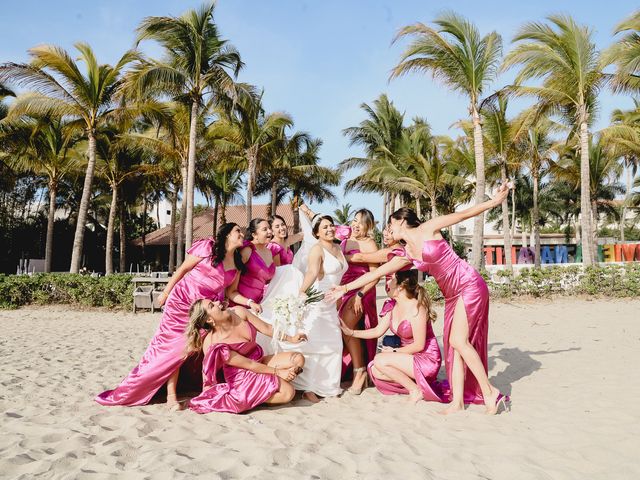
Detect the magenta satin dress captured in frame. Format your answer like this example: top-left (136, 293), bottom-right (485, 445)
top-left (234, 242), bottom-right (276, 304)
top-left (267, 242), bottom-right (293, 265)
top-left (339, 239), bottom-right (378, 374)
top-left (368, 299), bottom-right (444, 402)
top-left (403, 239), bottom-right (489, 405)
top-left (189, 321), bottom-right (280, 414)
top-left (95, 239), bottom-right (238, 406)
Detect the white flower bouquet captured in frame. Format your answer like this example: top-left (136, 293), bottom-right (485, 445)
top-left (268, 287), bottom-right (323, 351)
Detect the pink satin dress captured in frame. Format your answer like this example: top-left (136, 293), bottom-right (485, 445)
top-left (95, 238), bottom-right (238, 406)
top-left (267, 242), bottom-right (293, 265)
top-left (235, 242), bottom-right (276, 304)
top-left (189, 321), bottom-right (280, 414)
top-left (368, 299), bottom-right (444, 402)
top-left (403, 239), bottom-right (490, 404)
top-left (339, 239), bottom-right (378, 374)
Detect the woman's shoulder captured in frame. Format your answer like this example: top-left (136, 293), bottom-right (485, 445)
top-left (358, 237), bottom-right (378, 251)
top-left (187, 237), bottom-right (214, 258)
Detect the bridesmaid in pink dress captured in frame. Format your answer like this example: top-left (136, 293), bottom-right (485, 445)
top-left (267, 214), bottom-right (296, 266)
top-left (328, 184), bottom-right (512, 415)
top-left (337, 209), bottom-right (379, 394)
top-left (95, 223), bottom-right (246, 409)
top-left (340, 269), bottom-right (443, 403)
top-left (185, 299), bottom-right (306, 414)
top-left (227, 218), bottom-right (276, 314)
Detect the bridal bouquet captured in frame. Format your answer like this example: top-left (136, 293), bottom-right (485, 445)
top-left (268, 287), bottom-right (323, 351)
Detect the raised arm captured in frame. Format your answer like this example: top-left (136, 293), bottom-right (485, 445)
top-left (423, 184), bottom-right (510, 234)
top-left (347, 247), bottom-right (392, 264)
top-left (299, 245), bottom-right (323, 294)
top-left (299, 203), bottom-right (317, 220)
top-left (325, 255), bottom-right (411, 302)
top-left (157, 254), bottom-right (202, 306)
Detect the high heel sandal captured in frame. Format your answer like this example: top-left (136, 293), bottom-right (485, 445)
top-left (347, 367), bottom-right (369, 395)
top-left (488, 394), bottom-right (511, 415)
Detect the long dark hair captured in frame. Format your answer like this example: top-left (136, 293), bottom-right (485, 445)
top-left (390, 207), bottom-right (421, 228)
top-left (246, 217), bottom-right (268, 241)
top-left (213, 222), bottom-right (246, 273)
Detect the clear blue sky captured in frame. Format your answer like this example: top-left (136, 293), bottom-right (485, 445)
top-left (2, 0), bottom-right (636, 218)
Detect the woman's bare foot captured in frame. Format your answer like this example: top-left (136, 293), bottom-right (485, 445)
top-left (484, 386), bottom-right (501, 415)
top-left (407, 389), bottom-right (423, 404)
top-left (438, 401), bottom-right (464, 415)
top-left (167, 394), bottom-right (185, 411)
top-left (302, 391), bottom-right (321, 403)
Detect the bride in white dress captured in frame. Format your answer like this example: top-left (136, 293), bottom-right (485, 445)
top-left (257, 210), bottom-right (346, 402)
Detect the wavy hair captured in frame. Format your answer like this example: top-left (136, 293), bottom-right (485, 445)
top-left (184, 299), bottom-right (213, 356)
top-left (395, 269), bottom-right (436, 322)
top-left (212, 222), bottom-right (246, 273)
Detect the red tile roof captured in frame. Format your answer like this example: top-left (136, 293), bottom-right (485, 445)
top-left (132, 204), bottom-right (296, 246)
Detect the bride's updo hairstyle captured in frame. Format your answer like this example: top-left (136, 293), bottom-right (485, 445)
top-left (213, 222), bottom-right (246, 273)
top-left (312, 214), bottom-right (335, 239)
top-left (390, 207), bottom-right (421, 229)
top-left (395, 269), bottom-right (437, 323)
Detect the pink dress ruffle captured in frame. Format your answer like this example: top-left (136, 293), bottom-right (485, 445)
top-left (189, 322), bottom-right (280, 414)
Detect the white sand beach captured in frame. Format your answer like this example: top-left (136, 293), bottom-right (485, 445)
top-left (1, 297), bottom-right (639, 480)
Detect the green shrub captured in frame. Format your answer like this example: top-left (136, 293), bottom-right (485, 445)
top-left (0, 273), bottom-right (134, 309)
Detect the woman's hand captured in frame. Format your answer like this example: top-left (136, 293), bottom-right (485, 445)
top-left (157, 291), bottom-right (168, 306)
top-left (275, 366), bottom-right (298, 382)
top-left (491, 182), bottom-right (512, 207)
top-left (380, 346), bottom-right (396, 353)
top-left (353, 295), bottom-right (363, 316)
top-left (339, 318), bottom-right (354, 337)
top-left (248, 300), bottom-right (263, 314)
top-left (288, 333), bottom-right (308, 344)
top-left (325, 285), bottom-right (347, 303)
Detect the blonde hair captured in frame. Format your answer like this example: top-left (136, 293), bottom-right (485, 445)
top-left (184, 299), bottom-right (213, 356)
top-left (395, 270), bottom-right (437, 323)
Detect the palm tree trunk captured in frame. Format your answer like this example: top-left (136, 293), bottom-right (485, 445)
top-left (141, 193), bottom-right (148, 261)
top-left (621, 163), bottom-right (631, 242)
top-left (500, 161), bottom-right (513, 272)
top-left (579, 120), bottom-right (594, 265)
top-left (44, 180), bottom-right (57, 273)
top-left (119, 193), bottom-right (126, 273)
top-left (105, 183), bottom-right (118, 275)
top-left (415, 196), bottom-right (422, 219)
top-left (168, 186), bottom-right (177, 273)
top-left (430, 195), bottom-right (437, 219)
top-left (270, 180), bottom-right (277, 217)
top-left (185, 100), bottom-right (199, 251)
top-left (246, 149), bottom-right (257, 226)
top-left (221, 196), bottom-right (227, 224)
top-left (470, 105), bottom-right (486, 270)
top-left (532, 171), bottom-right (541, 269)
top-left (292, 193), bottom-right (300, 233)
top-left (177, 158), bottom-right (187, 266)
top-left (213, 196), bottom-right (219, 236)
top-left (382, 192), bottom-right (388, 228)
top-left (70, 129), bottom-right (97, 273)
top-left (592, 200), bottom-right (599, 262)
top-left (510, 189), bottom-right (516, 239)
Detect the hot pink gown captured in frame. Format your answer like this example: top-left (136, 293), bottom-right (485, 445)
top-left (234, 242), bottom-right (276, 304)
top-left (267, 242), bottom-right (293, 266)
top-left (95, 238), bottom-right (238, 406)
top-left (339, 239), bottom-right (378, 374)
top-left (402, 239), bottom-right (489, 404)
top-left (189, 321), bottom-right (280, 414)
top-left (368, 299), bottom-right (443, 401)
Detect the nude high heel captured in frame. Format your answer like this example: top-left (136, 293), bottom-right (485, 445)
top-left (348, 367), bottom-right (369, 395)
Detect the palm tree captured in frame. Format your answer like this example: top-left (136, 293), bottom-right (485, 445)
top-left (131, 2), bottom-right (242, 251)
top-left (502, 15), bottom-right (605, 265)
top-left (0, 43), bottom-right (138, 272)
top-left (0, 114), bottom-right (82, 272)
top-left (341, 94), bottom-right (405, 223)
top-left (333, 203), bottom-right (354, 225)
top-left (391, 12), bottom-right (502, 269)
top-left (209, 89), bottom-right (293, 225)
top-left (605, 11), bottom-right (640, 93)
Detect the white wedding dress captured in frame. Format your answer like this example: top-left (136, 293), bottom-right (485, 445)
top-left (256, 214), bottom-right (346, 397)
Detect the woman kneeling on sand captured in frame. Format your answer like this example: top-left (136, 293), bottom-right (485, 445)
top-left (340, 269), bottom-right (443, 404)
top-left (185, 299), bottom-right (307, 414)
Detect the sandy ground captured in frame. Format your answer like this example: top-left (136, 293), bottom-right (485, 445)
top-left (1, 297), bottom-right (639, 480)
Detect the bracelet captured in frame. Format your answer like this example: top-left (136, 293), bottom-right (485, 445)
top-left (247, 299), bottom-right (254, 306)
top-left (356, 291), bottom-right (364, 298)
